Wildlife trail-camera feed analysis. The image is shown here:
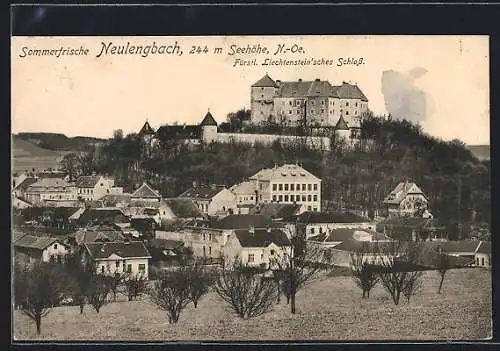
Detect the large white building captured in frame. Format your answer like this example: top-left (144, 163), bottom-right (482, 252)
top-left (248, 163), bottom-right (322, 212)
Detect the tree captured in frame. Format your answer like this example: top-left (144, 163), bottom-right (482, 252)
top-left (376, 241), bottom-right (424, 305)
top-left (64, 252), bottom-right (95, 314)
top-left (213, 258), bottom-right (277, 319)
top-left (436, 253), bottom-right (452, 294)
top-left (350, 245), bottom-right (379, 299)
top-left (16, 262), bottom-right (63, 335)
top-left (148, 266), bottom-right (192, 324)
top-left (185, 263), bottom-right (216, 308)
top-left (105, 270), bottom-right (126, 302)
top-left (124, 273), bottom-right (148, 301)
top-left (87, 274), bottom-right (111, 313)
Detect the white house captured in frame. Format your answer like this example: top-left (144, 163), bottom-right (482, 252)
top-left (83, 241), bottom-right (152, 278)
top-left (248, 163), bottom-right (322, 211)
top-left (13, 232), bottom-right (71, 264)
top-left (474, 241), bottom-right (491, 268)
top-left (24, 177), bottom-right (77, 205)
top-left (75, 175), bottom-right (116, 201)
top-left (307, 228), bottom-right (392, 250)
top-left (224, 227), bottom-right (293, 269)
top-left (230, 181), bottom-right (258, 214)
top-left (382, 181), bottom-right (429, 218)
top-left (178, 184), bottom-right (237, 216)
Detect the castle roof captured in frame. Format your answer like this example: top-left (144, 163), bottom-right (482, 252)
top-left (335, 115), bottom-right (350, 130)
top-left (251, 74), bottom-right (277, 88)
top-left (272, 78), bottom-right (368, 101)
top-left (200, 111), bottom-right (218, 126)
top-left (138, 121), bottom-right (156, 136)
top-left (156, 125), bottom-right (201, 140)
top-left (335, 83), bottom-right (369, 102)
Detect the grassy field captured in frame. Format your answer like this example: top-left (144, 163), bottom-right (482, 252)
top-left (13, 268), bottom-right (491, 341)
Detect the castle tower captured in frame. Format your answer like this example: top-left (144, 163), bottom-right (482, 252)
top-left (251, 73), bottom-right (278, 124)
top-left (200, 110), bottom-right (218, 144)
top-left (334, 114), bottom-right (351, 144)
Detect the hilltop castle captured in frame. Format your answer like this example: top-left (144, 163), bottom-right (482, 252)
top-left (250, 74), bottom-right (369, 131)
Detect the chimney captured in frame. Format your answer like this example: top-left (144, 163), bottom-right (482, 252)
top-left (267, 227), bottom-right (271, 233)
top-left (192, 180), bottom-right (197, 188)
top-left (100, 244), bottom-right (106, 253)
top-left (249, 226), bottom-right (255, 235)
top-left (276, 80), bottom-right (281, 87)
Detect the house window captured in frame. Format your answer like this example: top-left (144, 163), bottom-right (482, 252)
top-left (310, 109), bottom-right (314, 114)
top-left (355, 102), bottom-right (358, 107)
top-left (57, 255), bottom-right (62, 263)
top-left (279, 184), bottom-right (283, 191)
top-left (302, 195), bottom-right (307, 201)
top-left (289, 101), bottom-right (292, 105)
top-left (302, 184), bottom-right (306, 191)
top-left (313, 184), bottom-right (318, 191)
top-left (313, 208), bottom-right (318, 212)
top-left (313, 195), bottom-right (318, 201)
top-left (273, 195), bottom-right (277, 201)
top-left (270, 249), bottom-right (275, 255)
top-left (308, 195), bottom-right (312, 201)
top-left (291, 184), bottom-right (295, 191)
top-left (321, 109), bottom-right (325, 113)
top-left (311, 101), bottom-right (314, 105)
top-left (308, 184), bottom-right (312, 191)
top-left (346, 102), bottom-right (349, 107)
top-left (482, 257), bottom-right (485, 266)
top-left (278, 195), bottom-right (283, 202)
top-left (289, 110), bottom-right (292, 114)
top-left (116, 261), bottom-right (120, 268)
top-left (308, 206), bottom-right (312, 211)
top-left (54, 244), bottom-right (58, 249)
top-left (273, 184), bottom-right (277, 191)
top-left (248, 254), bottom-right (255, 262)
top-left (284, 195), bottom-right (289, 202)
top-left (296, 109), bottom-right (300, 114)
top-left (476, 257), bottom-right (480, 265)
top-left (127, 264), bottom-right (132, 273)
top-left (101, 266), bottom-right (105, 273)
top-left (138, 264), bottom-right (146, 272)
top-left (284, 184), bottom-right (289, 191)
top-left (321, 100), bottom-right (325, 105)
top-left (311, 228), bottom-right (315, 234)
top-left (209, 247), bottom-right (212, 256)
top-left (346, 111), bottom-right (349, 115)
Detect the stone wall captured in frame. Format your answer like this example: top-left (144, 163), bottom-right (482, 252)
top-left (215, 132), bottom-right (331, 151)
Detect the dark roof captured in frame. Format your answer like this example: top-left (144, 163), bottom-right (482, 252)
top-left (277, 80), bottom-right (331, 98)
top-left (308, 228), bottom-right (390, 243)
top-left (21, 206), bottom-right (81, 220)
top-left (234, 228), bottom-right (292, 248)
top-left (285, 211), bottom-right (372, 224)
top-left (85, 200), bottom-right (104, 209)
top-left (335, 83), bottom-right (369, 102)
top-left (377, 217), bottom-right (444, 230)
top-left (249, 203), bottom-right (301, 219)
top-left (85, 241), bottom-right (151, 260)
top-left (476, 241), bottom-right (491, 254)
top-left (14, 177), bottom-right (38, 191)
top-left (138, 121), bottom-right (156, 136)
top-left (99, 194), bottom-right (132, 206)
top-left (13, 233), bottom-right (66, 250)
top-left (211, 214), bottom-right (278, 230)
top-left (149, 239), bottom-right (184, 249)
top-left (163, 198), bottom-right (204, 218)
top-left (200, 111), bottom-right (218, 126)
top-left (383, 182), bottom-right (426, 204)
top-left (252, 74), bottom-right (277, 88)
top-left (430, 240), bottom-right (482, 254)
top-left (77, 208), bottom-right (130, 225)
top-left (178, 184), bottom-right (226, 200)
top-left (73, 229), bottom-right (125, 245)
top-left (156, 125), bottom-right (201, 140)
top-left (131, 182), bottom-right (161, 199)
top-left (75, 175), bottom-right (102, 188)
top-left (335, 115), bottom-right (349, 130)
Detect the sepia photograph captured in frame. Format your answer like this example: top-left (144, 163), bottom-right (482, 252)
top-left (11, 34), bottom-right (491, 341)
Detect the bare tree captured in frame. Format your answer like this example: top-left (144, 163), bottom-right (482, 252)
top-left (185, 263), bottom-right (216, 308)
top-left (436, 252), bottom-right (452, 294)
top-left (350, 245), bottom-right (379, 299)
top-left (148, 266), bottom-right (192, 324)
top-left (87, 274), bottom-right (111, 313)
top-left (124, 273), bottom-right (148, 301)
top-left (64, 252), bottom-right (94, 314)
top-left (104, 268), bottom-right (126, 302)
top-left (376, 241), bottom-right (424, 305)
top-left (213, 258), bottom-right (277, 319)
top-left (16, 262), bottom-right (63, 335)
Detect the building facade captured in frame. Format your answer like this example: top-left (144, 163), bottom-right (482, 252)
top-left (382, 181), bottom-right (430, 218)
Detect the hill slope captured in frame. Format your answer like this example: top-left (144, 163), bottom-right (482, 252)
top-left (467, 145), bottom-right (490, 161)
top-left (16, 132), bottom-right (105, 151)
top-left (11, 135), bottom-right (71, 173)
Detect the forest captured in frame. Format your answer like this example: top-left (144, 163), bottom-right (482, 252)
top-left (60, 114), bottom-right (491, 239)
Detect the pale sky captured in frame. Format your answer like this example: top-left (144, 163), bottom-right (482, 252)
top-left (11, 35), bottom-right (489, 145)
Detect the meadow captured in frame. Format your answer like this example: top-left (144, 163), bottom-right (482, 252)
top-left (13, 268), bottom-right (491, 341)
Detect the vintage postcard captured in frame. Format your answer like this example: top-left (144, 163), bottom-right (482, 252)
top-left (11, 35), bottom-right (491, 341)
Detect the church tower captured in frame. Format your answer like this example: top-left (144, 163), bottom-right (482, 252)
top-left (200, 110), bottom-right (218, 144)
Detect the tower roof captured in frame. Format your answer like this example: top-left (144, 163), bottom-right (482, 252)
top-left (252, 74), bottom-right (277, 88)
top-left (200, 111), bottom-right (218, 126)
top-left (335, 115), bottom-right (349, 130)
top-left (138, 121), bottom-right (155, 135)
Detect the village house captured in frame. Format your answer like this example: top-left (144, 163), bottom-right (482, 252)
top-left (13, 231), bottom-right (71, 265)
top-left (249, 203), bottom-right (304, 221)
top-left (178, 183), bottom-right (237, 216)
top-left (99, 194), bottom-right (132, 208)
top-left (229, 181), bottom-right (259, 214)
top-left (24, 177), bottom-right (77, 206)
top-left (307, 228), bottom-right (392, 252)
top-left (12, 176), bottom-right (38, 199)
top-left (248, 163), bottom-right (322, 211)
top-left (282, 211), bottom-right (376, 239)
top-left (75, 175), bottom-right (118, 201)
top-left (159, 198), bottom-right (205, 221)
top-left (382, 181), bottom-right (430, 218)
top-left (69, 224), bottom-right (126, 246)
top-left (131, 182), bottom-right (162, 203)
top-left (376, 216), bottom-right (447, 241)
top-left (82, 241), bottom-right (152, 278)
top-left (223, 227), bottom-right (293, 269)
top-left (75, 208), bottom-right (130, 229)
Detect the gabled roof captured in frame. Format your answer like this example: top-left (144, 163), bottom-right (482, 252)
top-left (335, 82), bottom-right (369, 102)
top-left (73, 228), bottom-right (125, 245)
top-left (131, 182), bottom-right (161, 199)
top-left (335, 115), bottom-right (350, 130)
top-left (308, 228), bottom-right (390, 243)
top-left (476, 241), bottom-right (491, 255)
top-left (249, 164), bottom-right (320, 182)
top-left (211, 214), bottom-right (278, 230)
top-left (284, 211), bottom-right (372, 224)
top-left (200, 111), bottom-right (218, 126)
top-left (229, 181), bottom-right (257, 196)
top-left (376, 216), bottom-right (443, 230)
top-left (178, 184), bottom-right (227, 200)
top-left (14, 177), bottom-right (38, 191)
top-left (13, 233), bottom-right (66, 251)
top-left (250, 203), bottom-right (301, 220)
top-left (99, 194), bottom-right (132, 206)
top-left (149, 239), bottom-right (184, 249)
top-left (21, 206), bottom-right (81, 220)
top-left (27, 177), bottom-right (72, 190)
top-left (162, 198), bottom-right (204, 218)
top-left (234, 228), bottom-right (292, 248)
top-left (77, 208), bottom-right (130, 225)
top-left (155, 125), bottom-right (201, 140)
top-left (138, 121), bottom-right (156, 136)
top-left (252, 74), bottom-right (277, 88)
top-left (75, 175), bottom-right (102, 188)
top-left (84, 241), bottom-right (151, 260)
top-left (383, 181), bottom-right (426, 204)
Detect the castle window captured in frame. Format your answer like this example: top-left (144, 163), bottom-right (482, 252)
top-left (355, 102), bottom-right (358, 107)
top-left (273, 184), bottom-right (277, 191)
top-left (284, 184), bottom-right (289, 191)
top-left (346, 102), bottom-right (349, 107)
top-left (273, 195), bottom-right (277, 201)
top-left (310, 110), bottom-right (314, 114)
top-left (346, 111), bottom-right (349, 115)
top-left (261, 94), bottom-right (264, 98)
top-left (289, 110), bottom-right (292, 114)
top-left (279, 184), bottom-right (283, 191)
top-left (289, 101), bottom-right (292, 106)
top-left (290, 184), bottom-right (295, 191)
